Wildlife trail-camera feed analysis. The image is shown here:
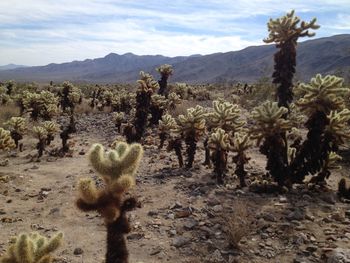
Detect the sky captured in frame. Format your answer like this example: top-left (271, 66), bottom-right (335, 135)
top-left (0, 0), bottom-right (349, 66)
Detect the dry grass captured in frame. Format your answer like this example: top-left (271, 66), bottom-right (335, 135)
top-left (224, 200), bottom-right (253, 249)
top-left (0, 103), bottom-right (20, 127)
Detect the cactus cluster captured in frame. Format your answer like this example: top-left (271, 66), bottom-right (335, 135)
top-left (42, 121), bottom-right (59, 145)
top-left (23, 91), bottom-right (58, 121)
top-left (59, 81), bottom-right (81, 114)
top-left (149, 94), bottom-right (167, 125)
top-left (112, 112), bottom-right (125, 133)
top-left (76, 142), bottom-right (143, 262)
top-left (0, 232), bottom-right (63, 263)
top-left (157, 64), bottom-right (173, 96)
top-left (158, 114), bottom-right (177, 149)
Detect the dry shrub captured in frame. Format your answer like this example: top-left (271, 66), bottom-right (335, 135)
top-left (75, 99), bottom-right (93, 115)
top-left (0, 103), bottom-right (20, 127)
top-left (224, 201), bottom-right (253, 249)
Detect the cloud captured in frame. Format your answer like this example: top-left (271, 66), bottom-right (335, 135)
top-left (0, 0), bottom-right (349, 65)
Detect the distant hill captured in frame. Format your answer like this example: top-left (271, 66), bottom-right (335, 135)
top-left (0, 64), bottom-right (28, 71)
top-left (0, 34), bottom-right (349, 83)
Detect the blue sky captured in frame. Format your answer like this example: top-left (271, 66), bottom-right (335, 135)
top-left (0, 0), bottom-right (349, 66)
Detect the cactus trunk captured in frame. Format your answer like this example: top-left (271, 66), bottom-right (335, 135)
top-left (185, 132), bottom-right (197, 168)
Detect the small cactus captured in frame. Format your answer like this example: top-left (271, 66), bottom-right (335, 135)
top-left (76, 142), bottom-right (143, 263)
top-left (177, 105), bottom-right (206, 168)
top-left (231, 132), bottom-right (252, 187)
top-left (112, 112), bottom-right (125, 133)
top-left (33, 126), bottom-right (48, 158)
top-left (5, 117), bottom-right (27, 149)
top-left (0, 232), bottom-right (63, 263)
top-left (149, 94), bottom-right (167, 125)
top-left (158, 114), bottom-right (177, 149)
top-left (0, 128), bottom-right (16, 152)
top-left (42, 121), bottom-right (59, 145)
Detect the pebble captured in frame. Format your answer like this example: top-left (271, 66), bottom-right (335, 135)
top-left (73, 248), bottom-right (83, 255)
top-left (172, 236), bottom-right (190, 248)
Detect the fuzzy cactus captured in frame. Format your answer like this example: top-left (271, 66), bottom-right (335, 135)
top-left (33, 126), bottom-right (48, 158)
top-left (290, 75), bottom-right (350, 183)
top-left (0, 232), bottom-right (63, 263)
top-left (0, 128), bottom-right (16, 152)
top-left (156, 64), bottom-right (173, 96)
top-left (126, 71), bottom-right (159, 143)
top-left (149, 94), bottom-right (167, 126)
top-left (112, 112), bottom-right (125, 133)
top-left (42, 121), bottom-right (59, 145)
top-left (59, 81), bottom-right (81, 114)
top-left (264, 10), bottom-right (319, 110)
top-left (177, 105), bottom-right (206, 168)
top-left (158, 114), bottom-right (177, 149)
top-left (231, 132), bottom-right (252, 187)
top-left (251, 101), bottom-right (292, 186)
top-left (23, 91), bottom-right (58, 121)
top-left (5, 117), bottom-right (26, 149)
top-left (208, 128), bottom-right (231, 184)
top-left (76, 142), bottom-right (143, 263)
top-left (166, 92), bottom-right (181, 111)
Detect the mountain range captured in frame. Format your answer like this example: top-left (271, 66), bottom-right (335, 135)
top-left (0, 34), bottom-right (349, 84)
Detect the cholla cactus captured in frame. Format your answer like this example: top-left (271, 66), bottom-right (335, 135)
top-left (0, 86), bottom-right (12, 105)
top-left (149, 94), bottom-right (167, 125)
top-left (126, 71), bottom-right (159, 143)
top-left (290, 75), bottom-right (350, 184)
top-left (42, 121), bottom-right (59, 145)
top-left (76, 142), bottom-right (143, 263)
top-left (156, 64), bottom-right (173, 96)
top-left (102, 90), bottom-right (114, 107)
top-left (5, 117), bottom-right (26, 149)
top-left (295, 74), bottom-right (347, 116)
top-left (0, 128), bottom-right (16, 152)
top-left (231, 132), bottom-right (252, 187)
top-left (33, 126), bottom-right (48, 158)
top-left (59, 81), bottom-right (81, 113)
top-left (264, 10), bottom-right (319, 110)
top-left (23, 91), bottom-right (58, 121)
top-left (207, 100), bottom-right (244, 133)
top-left (167, 92), bottom-right (181, 110)
top-left (158, 114), bottom-right (177, 149)
top-left (177, 105), bottom-right (206, 168)
top-left (0, 232), bottom-right (63, 263)
top-left (172, 83), bottom-right (191, 99)
top-left (112, 112), bottom-right (125, 133)
top-left (251, 101), bottom-right (292, 186)
top-left (209, 128), bottom-right (231, 184)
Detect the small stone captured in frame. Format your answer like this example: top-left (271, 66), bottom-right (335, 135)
top-left (287, 209), bottom-right (304, 221)
top-left (147, 210), bottom-right (158, 217)
top-left (172, 236), bottom-right (190, 248)
top-left (212, 205), bottom-right (223, 213)
top-left (306, 245), bottom-right (318, 252)
top-left (73, 248), bottom-right (83, 255)
top-left (183, 219), bottom-right (198, 230)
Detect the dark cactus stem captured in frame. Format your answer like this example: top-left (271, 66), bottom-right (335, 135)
top-left (10, 131), bottom-right (22, 149)
top-left (185, 131), bottom-right (197, 169)
top-left (158, 75), bottom-right (169, 97)
top-left (105, 198), bottom-right (138, 263)
top-left (211, 149), bottom-right (227, 185)
top-left (116, 123), bottom-right (121, 133)
top-left (46, 135), bottom-right (55, 146)
top-left (133, 90), bottom-right (152, 142)
top-left (203, 138), bottom-right (211, 166)
top-left (123, 124), bottom-right (137, 144)
top-left (338, 179), bottom-right (350, 199)
top-left (289, 111), bottom-right (333, 184)
top-left (159, 132), bottom-right (166, 149)
top-left (60, 120), bottom-right (75, 154)
top-left (233, 154), bottom-right (250, 188)
top-left (167, 138), bottom-right (183, 167)
top-left (260, 135), bottom-right (287, 187)
top-left (37, 139), bottom-right (46, 158)
top-left (273, 40), bottom-right (296, 110)
top-left (149, 105), bottom-right (164, 126)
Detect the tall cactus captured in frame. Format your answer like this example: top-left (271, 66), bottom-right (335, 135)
top-left (157, 64), bottom-right (173, 97)
top-left (76, 142), bottom-right (143, 263)
top-left (0, 232), bottom-right (63, 263)
top-left (264, 10), bottom-right (319, 110)
top-left (158, 114), bottom-right (177, 149)
top-left (42, 121), bottom-right (59, 145)
top-left (33, 126), bottom-right (48, 158)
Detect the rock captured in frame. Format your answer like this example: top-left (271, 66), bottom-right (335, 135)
top-left (287, 209), bottom-right (304, 221)
top-left (306, 245), bottom-right (318, 252)
top-left (149, 246), bottom-right (162, 255)
top-left (326, 248), bottom-right (350, 263)
top-left (175, 210), bottom-right (191, 218)
top-left (331, 212), bottom-right (345, 222)
top-left (172, 236), bottom-right (190, 248)
top-left (320, 192), bottom-right (337, 204)
top-left (262, 213), bottom-right (277, 222)
top-left (183, 219), bottom-right (198, 230)
top-left (212, 205), bottom-right (223, 213)
top-left (147, 210), bottom-right (158, 217)
top-left (170, 202), bottom-right (183, 209)
top-left (73, 248), bottom-right (83, 255)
